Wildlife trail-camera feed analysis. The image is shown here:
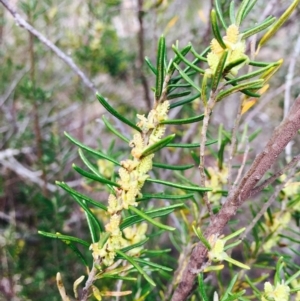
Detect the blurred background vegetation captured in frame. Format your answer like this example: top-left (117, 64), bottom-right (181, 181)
top-left (0, 0), bottom-right (300, 300)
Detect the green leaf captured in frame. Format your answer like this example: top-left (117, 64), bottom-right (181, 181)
top-left (224, 57), bottom-right (248, 74)
top-left (72, 164), bottom-right (120, 187)
top-left (129, 206), bottom-right (175, 231)
top-left (201, 72), bottom-right (208, 106)
top-left (215, 0), bottom-right (227, 29)
top-left (242, 17), bottom-right (276, 39)
top-left (216, 79), bottom-right (264, 101)
top-left (102, 115), bottom-right (130, 143)
top-left (141, 134), bottom-right (175, 157)
top-left (56, 181), bottom-right (107, 211)
top-left (167, 90), bottom-right (191, 100)
top-left (198, 274), bottom-right (209, 301)
top-left (229, 1), bottom-right (235, 24)
top-left (218, 137), bottom-right (231, 170)
top-left (226, 62), bottom-right (280, 84)
top-left (211, 9), bottom-right (226, 49)
top-left (38, 231), bottom-right (90, 247)
top-left (145, 57), bottom-right (157, 75)
top-left (167, 83), bottom-right (191, 89)
top-left (120, 204), bottom-right (184, 230)
top-left (63, 241), bottom-right (88, 267)
top-left (169, 93), bottom-right (200, 109)
top-left (242, 0), bottom-right (258, 21)
top-left (212, 50), bottom-right (229, 91)
top-left (64, 132), bottom-right (121, 166)
top-left (173, 63), bottom-right (201, 93)
top-left (160, 114), bottom-right (204, 125)
top-left (146, 178), bottom-right (212, 192)
top-left (257, 0), bottom-right (300, 50)
top-left (118, 238), bottom-right (149, 255)
top-left (172, 45), bottom-right (205, 74)
top-left (72, 195), bottom-right (103, 235)
top-left (82, 199), bottom-right (98, 243)
top-left (115, 250), bottom-right (156, 286)
top-left (168, 139), bottom-right (218, 148)
top-left (96, 93), bottom-right (142, 132)
top-left (137, 193), bottom-right (194, 202)
top-left (168, 44), bottom-right (192, 75)
top-left (236, 0), bottom-right (251, 26)
top-left (155, 35), bottom-right (166, 100)
top-left (134, 258), bottom-right (172, 272)
top-left (153, 162), bottom-right (194, 171)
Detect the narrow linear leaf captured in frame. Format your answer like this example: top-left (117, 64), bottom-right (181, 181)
top-left (170, 70), bottom-right (196, 83)
top-left (118, 238), bottom-right (149, 255)
top-left (160, 114), bottom-right (204, 125)
top-left (224, 57), bottom-right (248, 74)
top-left (38, 231), bottom-right (90, 247)
top-left (153, 162), bottom-right (194, 171)
top-left (242, 17), bottom-right (276, 39)
top-left (64, 132), bottom-right (121, 166)
top-left (168, 44), bottom-right (192, 75)
top-left (249, 60), bottom-right (274, 67)
top-left (78, 148), bottom-right (101, 176)
top-left (169, 93), bottom-right (200, 109)
top-left (155, 35), bottom-right (166, 100)
top-left (258, 0), bottom-right (300, 50)
top-left (198, 274), bottom-right (209, 301)
top-left (134, 258), bottom-right (173, 272)
top-left (102, 115), bottom-right (130, 143)
top-left (73, 164), bottom-right (120, 187)
top-left (56, 181), bottom-right (107, 211)
top-left (147, 178), bottom-right (212, 192)
top-left (137, 193), bottom-right (194, 202)
top-left (236, 0), bottom-right (251, 26)
top-left (167, 83), bottom-right (191, 89)
top-left (215, 0), bottom-right (227, 29)
top-left (141, 134), bottom-right (175, 157)
top-left (173, 63), bottom-right (201, 93)
top-left (142, 249), bottom-right (171, 256)
top-left (168, 139), bottom-right (218, 148)
top-left (145, 57), bottom-right (157, 75)
top-left (226, 62), bottom-right (280, 84)
top-left (96, 93), bottom-right (142, 132)
top-left (129, 206), bottom-right (176, 231)
top-left (201, 72), bottom-right (208, 106)
top-left (216, 79), bottom-right (264, 101)
top-left (211, 9), bottom-right (226, 49)
top-left (190, 46), bottom-right (209, 62)
top-left (229, 1), bottom-right (235, 24)
top-left (66, 243), bottom-right (88, 267)
top-left (72, 195), bottom-right (103, 234)
top-left (120, 204), bottom-right (184, 230)
top-left (242, 0), bottom-right (258, 20)
top-left (172, 45), bottom-right (205, 74)
top-left (82, 199), bottom-right (98, 243)
top-left (167, 90), bottom-right (191, 100)
top-left (212, 50), bottom-right (229, 91)
top-left (115, 250), bottom-right (156, 286)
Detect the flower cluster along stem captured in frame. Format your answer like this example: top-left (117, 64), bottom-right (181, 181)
top-left (90, 98), bottom-right (171, 267)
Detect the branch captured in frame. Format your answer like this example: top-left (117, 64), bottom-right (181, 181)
top-left (249, 154), bottom-right (300, 197)
top-left (0, 0), bottom-right (97, 93)
top-left (171, 96), bottom-right (300, 301)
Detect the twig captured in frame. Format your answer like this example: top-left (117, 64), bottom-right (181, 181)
top-left (284, 34), bottom-right (300, 161)
top-left (0, 0), bottom-right (97, 93)
top-left (240, 169), bottom-right (297, 240)
top-left (171, 96), bottom-right (300, 301)
top-left (80, 259), bottom-right (100, 301)
top-left (199, 92), bottom-right (217, 217)
top-left (232, 142), bottom-right (250, 189)
top-left (249, 154), bottom-right (300, 198)
top-left (137, 0), bottom-right (151, 109)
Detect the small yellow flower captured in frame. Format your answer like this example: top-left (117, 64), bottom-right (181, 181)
top-left (262, 281), bottom-right (290, 301)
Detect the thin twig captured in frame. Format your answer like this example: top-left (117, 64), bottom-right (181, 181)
top-left (199, 92), bottom-right (217, 217)
top-left (240, 168), bottom-right (297, 240)
top-left (0, 0), bottom-right (97, 93)
top-left (249, 154), bottom-right (300, 198)
top-left (232, 142), bottom-right (250, 189)
top-left (284, 34), bottom-right (300, 161)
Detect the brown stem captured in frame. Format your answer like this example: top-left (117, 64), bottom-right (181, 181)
top-left (28, 13), bottom-right (48, 198)
top-left (137, 0), bottom-right (151, 109)
top-left (171, 96), bottom-right (300, 301)
top-left (0, 0), bottom-right (97, 93)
